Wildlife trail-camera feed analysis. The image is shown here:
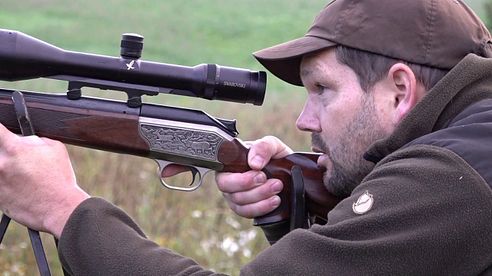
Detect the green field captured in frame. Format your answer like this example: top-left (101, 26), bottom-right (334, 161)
top-left (0, 1), bottom-right (489, 275)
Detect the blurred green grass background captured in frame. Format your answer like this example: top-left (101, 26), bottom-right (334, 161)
top-left (0, 0), bottom-right (488, 275)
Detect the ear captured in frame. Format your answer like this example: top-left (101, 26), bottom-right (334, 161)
top-left (386, 63), bottom-right (424, 122)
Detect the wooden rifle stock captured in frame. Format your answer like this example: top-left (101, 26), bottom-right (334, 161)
top-left (0, 88), bottom-right (340, 231)
top-left (261, 153), bottom-right (340, 225)
top-left (219, 139), bottom-right (340, 227)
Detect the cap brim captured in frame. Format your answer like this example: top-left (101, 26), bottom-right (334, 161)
top-left (253, 36), bottom-right (337, 86)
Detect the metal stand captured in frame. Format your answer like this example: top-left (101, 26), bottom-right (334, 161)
top-left (0, 91), bottom-right (52, 276)
top-left (290, 165), bottom-right (309, 230)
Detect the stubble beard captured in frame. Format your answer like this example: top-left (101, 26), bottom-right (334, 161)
top-left (313, 95), bottom-right (388, 198)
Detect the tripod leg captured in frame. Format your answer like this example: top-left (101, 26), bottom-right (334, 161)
top-left (290, 165), bottom-right (308, 230)
top-left (54, 238), bottom-right (71, 276)
top-left (11, 91), bottom-right (52, 276)
top-left (0, 214), bottom-right (11, 244)
top-left (28, 229), bottom-right (52, 276)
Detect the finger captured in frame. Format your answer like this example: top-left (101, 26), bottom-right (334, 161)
top-left (22, 135), bottom-right (48, 146)
top-left (0, 123), bottom-right (18, 147)
top-left (228, 195), bottom-right (281, 219)
top-left (161, 164), bottom-right (190, 177)
top-left (248, 136), bottom-right (293, 170)
top-left (215, 171), bottom-right (266, 193)
top-left (226, 179), bottom-right (283, 205)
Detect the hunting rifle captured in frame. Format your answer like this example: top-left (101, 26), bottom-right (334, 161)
top-left (0, 29), bottom-right (340, 274)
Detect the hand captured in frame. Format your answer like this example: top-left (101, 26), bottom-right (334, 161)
top-left (0, 124), bottom-right (89, 238)
top-left (215, 136), bottom-right (293, 218)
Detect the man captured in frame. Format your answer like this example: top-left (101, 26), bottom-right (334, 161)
top-left (0, 0), bottom-right (491, 275)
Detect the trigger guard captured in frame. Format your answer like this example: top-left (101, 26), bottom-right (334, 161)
top-left (155, 160), bottom-right (210, 192)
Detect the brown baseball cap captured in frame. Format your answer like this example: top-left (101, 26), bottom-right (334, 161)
top-left (253, 0), bottom-right (492, 86)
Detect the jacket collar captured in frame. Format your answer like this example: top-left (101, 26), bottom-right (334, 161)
top-left (364, 54), bottom-right (492, 163)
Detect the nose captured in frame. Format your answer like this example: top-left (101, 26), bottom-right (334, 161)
top-left (296, 98), bottom-right (321, 132)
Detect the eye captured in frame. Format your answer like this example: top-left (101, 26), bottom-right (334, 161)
top-left (315, 84), bottom-right (329, 94)
top-left (312, 83), bottom-right (336, 106)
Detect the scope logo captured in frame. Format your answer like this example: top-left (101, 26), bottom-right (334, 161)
top-left (126, 60), bottom-right (136, 70)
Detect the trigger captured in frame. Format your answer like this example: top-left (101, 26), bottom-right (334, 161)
top-left (190, 167), bottom-right (199, 186)
top-left (156, 160), bottom-right (172, 176)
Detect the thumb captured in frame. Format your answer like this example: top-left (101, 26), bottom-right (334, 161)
top-left (248, 136), bottom-right (293, 170)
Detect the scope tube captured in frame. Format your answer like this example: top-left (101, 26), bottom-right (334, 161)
top-left (0, 29), bottom-right (266, 105)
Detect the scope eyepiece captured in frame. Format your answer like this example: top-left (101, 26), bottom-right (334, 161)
top-left (199, 64), bottom-right (266, 106)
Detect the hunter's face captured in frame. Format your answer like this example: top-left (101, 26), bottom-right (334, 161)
top-left (298, 48), bottom-right (390, 197)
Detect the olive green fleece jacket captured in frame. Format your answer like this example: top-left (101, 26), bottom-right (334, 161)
top-left (58, 54), bottom-right (492, 275)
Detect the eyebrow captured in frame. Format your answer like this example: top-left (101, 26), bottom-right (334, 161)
top-left (300, 67), bottom-right (337, 88)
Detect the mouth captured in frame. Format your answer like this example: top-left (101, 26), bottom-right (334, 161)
top-left (311, 146), bottom-right (324, 154)
top-left (312, 146), bottom-right (330, 171)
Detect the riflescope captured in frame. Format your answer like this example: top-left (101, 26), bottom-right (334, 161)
top-left (0, 29), bottom-right (266, 106)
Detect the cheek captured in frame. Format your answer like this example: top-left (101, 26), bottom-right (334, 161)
top-left (317, 113), bottom-right (349, 155)
top-left (317, 97), bottom-right (367, 155)
top-left (318, 101), bottom-right (358, 137)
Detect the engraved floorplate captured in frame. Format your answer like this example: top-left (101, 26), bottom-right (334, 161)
top-left (139, 122), bottom-right (224, 162)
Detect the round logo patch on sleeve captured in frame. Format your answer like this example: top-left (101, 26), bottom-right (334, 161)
top-left (352, 190), bottom-right (374, 215)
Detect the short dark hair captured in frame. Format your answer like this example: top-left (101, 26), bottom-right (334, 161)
top-left (335, 45), bottom-right (449, 92)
